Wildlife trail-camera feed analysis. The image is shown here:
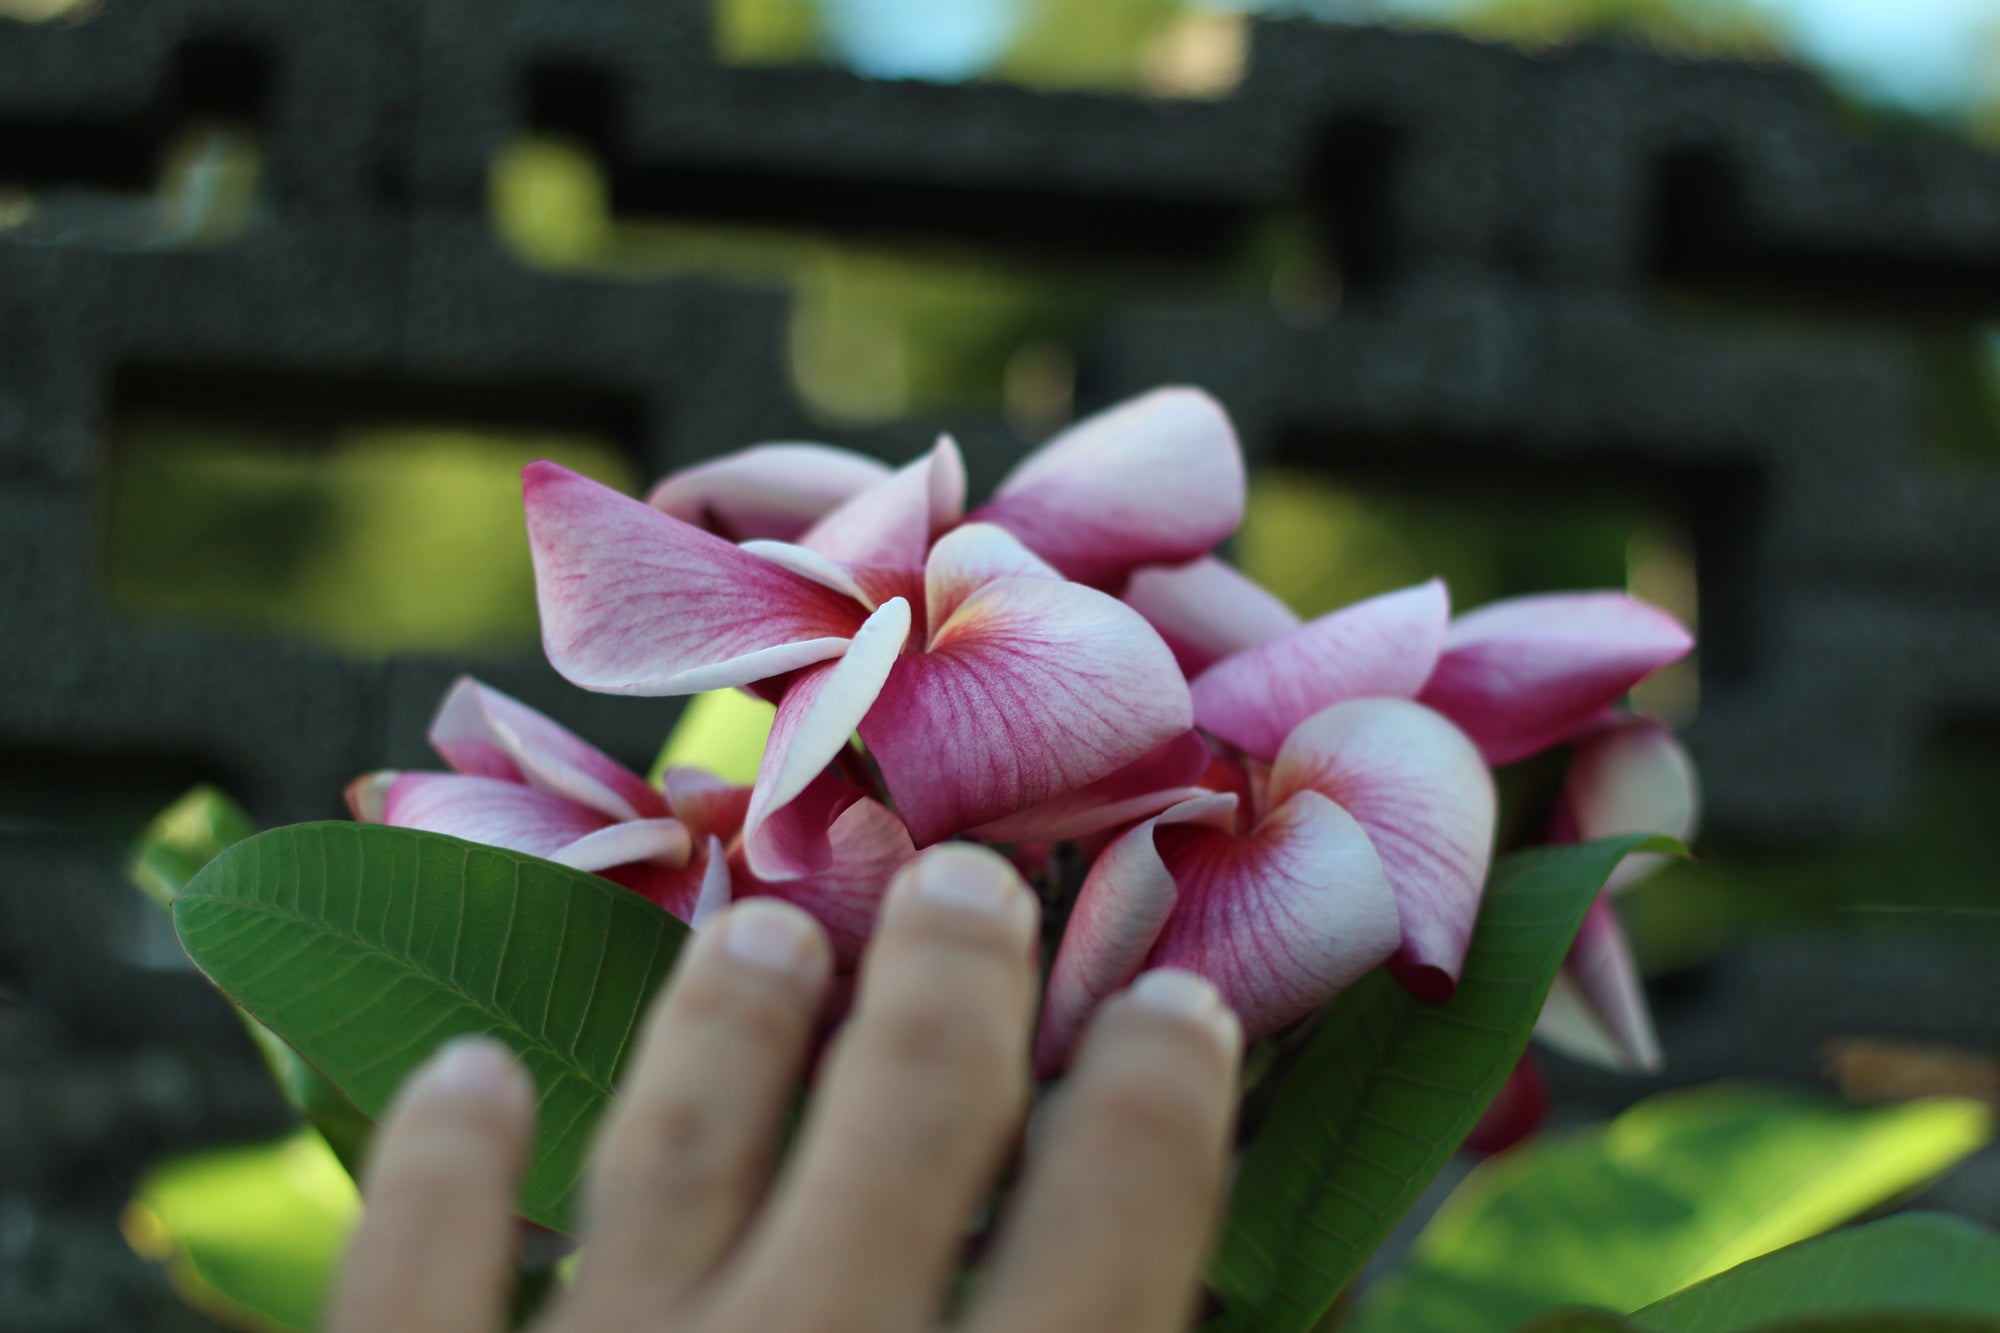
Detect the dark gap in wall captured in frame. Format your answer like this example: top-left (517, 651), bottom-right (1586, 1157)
top-left (0, 37), bottom-right (271, 192)
top-left (0, 745), bottom-right (230, 840)
top-left (1306, 116), bottom-right (1405, 299)
top-left (520, 61), bottom-right (1254, 265)
top-left (1649, 143), bottom-right (2000, 315)
top-left (113, 364), bottom-right (648, 450)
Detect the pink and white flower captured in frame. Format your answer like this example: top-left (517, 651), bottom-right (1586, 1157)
top-left (347, 677), bottom-right (913, 961)
top-left (1165, 573), bottom-right (1691, 998)
top-left (1034, 693), bottom-right (1493, 1070)
top-left (645, 386), bottom-right (1247, 592)
top-left (1535, 714), bottom-right (1700, 1073)
top-left (524, 437), bottom-right (1197, 869)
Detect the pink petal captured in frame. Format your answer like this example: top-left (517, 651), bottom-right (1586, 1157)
top-left (742, 598), bottom-right (910, 879)
top-left (429, 676), bottom-right (666, 821)
top-left (1269, 698), bottom-right (1495, 1002)
top-left (1192, 580), bottom-right (1450, 762)
top-left (1146, 788), bottom-right (1403, 1041)
top-left (973, 728), bottom-right (1212, 843)
top-left (923, 522), bottom-right (1061, 634)
top-left (689, 836), bottom-right (734, 927)
top-left (381, 772), bottom-right (609, 863)
top-left (736, 788), bottom-right (916, 963)
top-left (738, 540), bottom-right (877, 607)
top-left (546, 818), bottom-right (692, 872)
top-left (1535, 897), bottom-right (1661, 1073)
top-left (606, 835), bottom-right (726, 923)
top-left (1035, 792), bottom-right (1239, 1073)
top-left (1562, 715), bottom-right (1700, 894)
top-left (971, 387), bottom-right (1246, 587)
top-left (645, 442), bottom-right (892, 542)
top-left (1123, 556), bottom-right (1301, 675)
top-left (861, 578), bottom-right (1194, 846)
top-left (525, 462), bottom-right (866, 695)
top-left (1418, 592), bottom-right (1695, 766)
top-left (800, 435), bottom-right (965, 570)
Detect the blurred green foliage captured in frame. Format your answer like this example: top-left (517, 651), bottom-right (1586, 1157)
top-left (130, 786), bottom-right (376, 1174)
top-left (124, 1130), bottom-right (357, 1333)
top-left (104, 418), bottom-right (635, 655)
top-left (1351, 1084), bottom-right (1993, 1333)
top-left (651, 688), bottom-right (778, 787)
top-left (1630, 1212), bottom-right (2000, 1332)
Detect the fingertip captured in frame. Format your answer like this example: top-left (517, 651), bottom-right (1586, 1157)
top-left (712, 896), bottom-right (835, 985)
top-left (885, 842), bottom-right (1038, 932)
top-left (398, 1035), bottom-right (535, 1122)
top-left (1124, 969), bottom-right (1242, 1061)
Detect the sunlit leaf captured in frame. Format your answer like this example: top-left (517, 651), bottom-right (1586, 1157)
top-left (124, 1129), bottom-right (357, 1333)
top-left (649, 687), bottom-right (776, 787)
top-left (1206, 834), bottom-right (1684, 1333)
top-left (1354, 1087), bottom-right (1993, 1333)
top-left (130, 788), bottom-right (375, 1173)
top-left (1634, 1212), bottom-right (2000, 1332)
top-left (174, 821), bottom-right (691, 1233)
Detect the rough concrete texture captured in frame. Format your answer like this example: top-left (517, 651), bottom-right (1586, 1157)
top-left (3, 0), bottom-right (1998, 1324)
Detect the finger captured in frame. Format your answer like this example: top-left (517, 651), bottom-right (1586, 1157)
top-left (723, 844), bottom-right (1039, 1331)
top-left (327, 1037), bottom-right (535, 1333)
top-left (569, 898), bottom-right (831, 1318)
top-left (966, 969), bottom-right (1241, 1333)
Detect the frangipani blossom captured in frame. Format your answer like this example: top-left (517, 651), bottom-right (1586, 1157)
top-left (1035, 696), bottom-right (1491, 1071)
top-left (1122, 555), bottom-right (1302, 677)
top-left (524, 456), bottom-right (1194, 867)
top-left (1417, 594), bottom-right (1696, 767)
top-left (346, 678), bottom-right (912, 960)
top-left (1535, 714), bottom-right (1700, 1073)
top-left (1182, 574), bottom-right (1692, 997)
top-left (644, 386), bottom-right (1248, 592)
top-left (646, 442), bottom-right (893, 543)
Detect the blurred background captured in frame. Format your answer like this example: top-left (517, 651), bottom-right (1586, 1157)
top-left (1, 0), bottom-right (1996, 1328)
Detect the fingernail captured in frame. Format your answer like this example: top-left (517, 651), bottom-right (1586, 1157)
top-left (1129, 969), bottom-right (1242, 1053)
top-left (913, 843), bottom-right (1025, 915)
top-left (722, 898), bottom-right (825, 976)
top-left (421, 1036), bottom-right (530, 1104)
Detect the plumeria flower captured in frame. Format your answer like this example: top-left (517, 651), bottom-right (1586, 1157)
top-left (1034, 694), bottom-right (1489, 1071)
top-left (522, 398), bottom-right (1223, 871)
top-left (345, 678), bottom-right (912, 961)
top-left (1535, 713), bottom-right (1700, 1073)
top-left (1462, 714), bottom-right (1699, 1152)
top-left (1169, 575), bottom-right (1692, 996)
top-left (643, 386), bottom-right (1247, 591)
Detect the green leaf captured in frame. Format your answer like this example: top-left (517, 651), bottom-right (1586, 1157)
top-left (1207, 834), bottom-right (1684, 1333)
top-left (125, 1129), bottom-right (358, 1333)
top-left (1514, 1306), bottom-right (2000, 1333)
top-left (649, 687), bottom-right (775, 787)
top-left (131, 788), bottom-right (377, 1175)
top-left (1634, 1213), bottom-right (2000, 1332)
top-left (1354, 1087), bottom-right (1993, 1333)
top-left (173, 821), bottom-right (693, 1233)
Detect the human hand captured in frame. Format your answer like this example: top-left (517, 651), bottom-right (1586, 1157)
top-left (328, 842), bottom-right (1242, 1333)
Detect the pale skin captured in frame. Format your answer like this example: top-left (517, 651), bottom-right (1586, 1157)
top-left (329, 842), bottom-right (1242, 1333)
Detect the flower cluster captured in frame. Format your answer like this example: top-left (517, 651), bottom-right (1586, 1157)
top-left (351, 388), bottom-right (1695, 1076)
